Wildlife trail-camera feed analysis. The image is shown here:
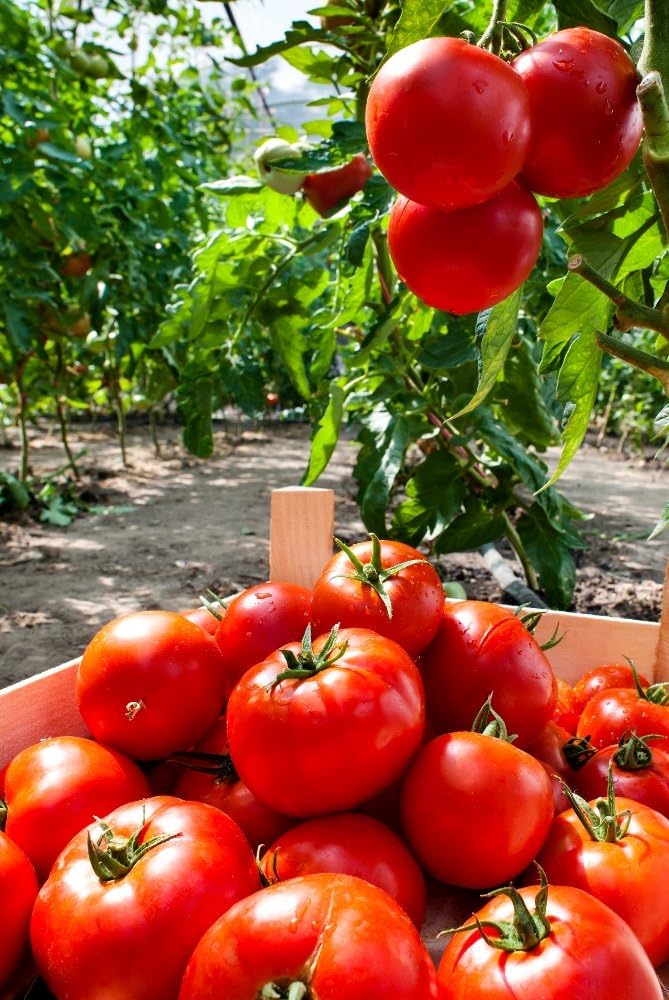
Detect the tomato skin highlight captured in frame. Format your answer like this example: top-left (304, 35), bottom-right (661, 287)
top-left (302, 154), bottom-right (372, 216)
top-left (400, 731), bottom-right (554, 889)
top-left (30, 796), bottom-right (260, 1000)
top-left (365, 36), bottom-right (531, 210)
top-left (513, 27), bottom-right (642, 198)
top-left (76, 611), bottom-right (227, 760)
top-left (3, 735), bottom-right (149, 882)
top-left (0, 833), bottom-right (38, 990)
top-left (311, 538), bottom-right (444, 657)
top-left (536, 797), bottom-right (669, 966)
top-left (387, 183), bottom-right (543, 316)
top-left (260, 812), bottom-right (427, 927)
top-left (179, 873), bottom-right (439, 1000)
top-left (227, 627), bottom-right (425, 816)
top-left (437, 884), bottom-right (663, 999)
top-left (421, 600), bottom-right (556, 748)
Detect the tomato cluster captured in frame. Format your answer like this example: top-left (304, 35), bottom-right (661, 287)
top-left (1, 535), bottom-right (667, 998)
top-left (366, 29), bottom-right (642, 315)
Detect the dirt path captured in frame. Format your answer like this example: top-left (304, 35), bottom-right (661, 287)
top-left (0, 422), bottom-right (666, 688)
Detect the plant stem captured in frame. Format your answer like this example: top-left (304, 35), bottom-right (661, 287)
top-left (568, 255), bottom-right (669, 339)
top-left (596, 331), bottom-right (669, 393)
top-left (478, 0), bottom-right (508, 53)
top-left (56, 399), bottom-right (79, 479)
top-left (17, 386), bottom-right (29, 484)
top-left (149, 408), bottom-right (161, 457)
top-left (502, 511), bottom-right (540, 592)
top-left (639, 0), bottom-right (669, 80)
top-left (637, 73), bottom-right (669, 239)
top-left (223, 1), bottom-right (276, 126)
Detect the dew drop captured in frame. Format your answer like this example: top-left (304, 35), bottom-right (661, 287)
top-left (595, 80), bottom-right (607, 94)
top-left (502, 130), bottom-right (514, 145)
top-left (473, 79), bottom-right (488, 94)
top-left (552, 58), bottom-right (574, 72)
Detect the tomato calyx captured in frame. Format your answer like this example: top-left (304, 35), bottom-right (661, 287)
top-left (561, 763), bottom-right (632, 844)
top-left (0, 799), bottom-right (6, 831)
top-left (271, 624), bottom-right (348, 688)
top-left (333, 533), bottom-right (428, 620)
top-left (258, 980), bottom-right (311, 1000)
top-left (197, 588), bottom-right (227, 622)
top-left (471, 695), bottom-right (518, 744)
top-left (562, 735), bottom-right (596, 770)
top-left (515, 606), bottom-right (564, 652)
top-left (258, 846), bottom-right (281, 888)
top-left (612, 731), bottom-right (664, 771)
top-left (626, 656), bottom-right (669, 705)
top-left (169, 750), bottom-right (239, 785)
top-left (444, 866), bottom-right (551, 952)
top-left (87, 816), bottom-right (182, 883)
top-left (475, 0), bottom-right (537, 59)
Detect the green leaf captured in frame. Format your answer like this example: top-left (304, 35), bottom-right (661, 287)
top-left (269, 121), bottom-right (367, 173)
top-left (37, 143), bottom-right (89, 166)
top-left (177, 363), bottom-right (214, 459)
top-left (599, 0), bottom-right (643, 31)
top-left (648, 503), bottom-right (669, 541)
top-left (346, 223), bottom-right (370, 267)
top-left (392, 450), bottom-right (466, 546)
top-left (538, 273), bottom-right (612, 363)
top-left (303, 382), bottom-right (346, 485)
top-left (542, 332), bottom-right (602, 490)
top-left (227, 22), bottom-right (336, 68)
top-left (3, 302), bottom-right (33, 353)
top-left (272, 316), bottom-right (311, 399)
top-left (436, 497), bottom-right (506, 554)
top-left (201, 176), bottom-right (264, 195)
top-left (355, 408), bottom-right (410, 535)
top-left (452, 288), bottom-right (521, 419)
top-left (0, 470), bottom-right (30, 510)
top-left (416, 318), bottom-right (477, 370)
top-left (386, 0), bottom-right (457, 59)
top-left (554, 0), bottom-right (618, 36)
top-left (516, 505), bottom-right (577, 608)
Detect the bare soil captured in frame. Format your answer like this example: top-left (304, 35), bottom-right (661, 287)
top-left (0, 421), bottom-right (666, 688)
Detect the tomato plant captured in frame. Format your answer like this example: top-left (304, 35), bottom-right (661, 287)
top-left (0, 832), bottom-right (37, 990)
top-left (1, 735), bottom-right (149, 882)
top-left (259, 812), bottom-right (427, 928)
top-left (76, 611), bottom-right (227, 759)
top-left (227, 625), bottom-right (425, 816)
top-left (179, 873), bottom-right (439, 999)
top-left (31, 796), bottom-right (259, 1000)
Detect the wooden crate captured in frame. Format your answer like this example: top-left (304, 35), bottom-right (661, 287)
top-left (1, 487), bottom-right (668, 986)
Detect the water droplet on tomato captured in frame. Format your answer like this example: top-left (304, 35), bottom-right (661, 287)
top-left (472, 79), bottom-right (488, 94)
top-left (595, 80), bottom-right (607, 94)
top-left (552, 58), bottom-right (574, 72)
top-left (502, 130), bottom-right (515, 145)
top-left (604, 99), bottom-right (614, 116)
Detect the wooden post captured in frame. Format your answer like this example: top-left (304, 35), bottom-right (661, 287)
top-left (654, 560), bottom-right (669, 681)
top-left (269, 487), bottom-right (335, 588)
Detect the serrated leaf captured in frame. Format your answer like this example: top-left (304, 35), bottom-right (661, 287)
top-left (516, 505), bottom-right (577, 608)
top-left (201, 176), bottom-right (264, 195)
top-left (436, 497), bottom-right (506, 554)
top-left (303, 382), bottom-right (346, 485)
top-left (392, 450), bottom-right (466, 545)
top-left (452, 289), bottom-right (521, 419)
top-left (539, 273), bottom-right (612, 354)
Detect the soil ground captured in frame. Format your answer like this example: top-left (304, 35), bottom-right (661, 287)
top-left (0, 421), bottom-right (666, 688)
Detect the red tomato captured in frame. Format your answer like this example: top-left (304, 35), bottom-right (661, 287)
top-left (3, 736), bottom-right (149, 881)
top-left (76, 611), bottom-right (227, 759)
top-left (387, 183), bottom-right (543, 316)
top-left (536, 796), bottom-right (669, 966)
top-left (438, 881), bottom-right (662, 999)
top-left (171, 715), bottom-right (293, 851)
top-left (421, 601), bottom-right (556, 748)
top-left (59, 252), bottom-right (92, 278)
top-left (573, 734), bottom-right (669, 821)
top-left (552, 678), bottom-right (580, 734)
top-left (573, 662), bottom-right (651, 715)
top-left (214, 581), bottom-right (312, 700)
top-left (400, 730), bottom-right (553, 888)
top-left (178, 605), bottom-right (222, 635)
top-left (227, 626), bottom-right (425, 816)
top-left (577, 686), bottom-right (669, 752)
top-left (30, 796), bottom-right (259, 1000)
top-left (311, 535), bottom-right (444, 657)
top-left (0, 833), bottom-right (38, 989)
top-left (302, 154), bottom-right (372, 216)
top-left (513, 28), bottom-right (642, 198)
top-left (540, 761), bottom-right (573, 816)
top-left (260, 812), bottom-right (426, 927)
top-left (526, 721), bottom-right (573, 781)
top-left (179, 873), bottom-right (439, 999)
top-left (365, 37), bottom-right (531, 210)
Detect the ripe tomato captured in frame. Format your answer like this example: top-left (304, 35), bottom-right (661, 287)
top-left (365, 37), bottom-right (531, 210)
top-left (214, 581), bottom-right (312, 701)
top-left (2, 735), bottom-right (149, 881)
top-left (0, 833), bottom-right (38, 989)
top-left (401, 729), bottom-right (553, 888)
top-left (303, 154), bottom-right (372, 216)
top-left (227, 626), bottom-right (425, 816)
top-left (526, 720), bottom-right (573, 781)
top-left (59, 252), bottom-right (92, 278)
top-left (178, 605), bottom-right (222, 635)
top-left (573, 661), bottom-right (651, 715)
top-left (387, 183), bottom-right (543, 316)
top-left (577, 684), bottom-right (669, 752)
top-left (421, 601), bottom-right (556, 748)
top-left (311, 535), bottom-right (444, 657)
top-left (31, 796), bottom-right (259, 1000)
top-left (179, 873), bottom-right (439, 999)
top-left (438, 879), bottom-right (663, 999)
top-left (573, 733), bottom-right (669, 821)
top-left (171, 715), bottom-right (293, 851)
top-left (552, 678), bottom-right (580, 734)
top-left (536, 794), bottom-right (669, 965)
top-left (260, 812), bottom-right (426, 927)
top-left (513, 28), bottom-right (642, 198)
top-left (76, 611), bottom-right (227, 759)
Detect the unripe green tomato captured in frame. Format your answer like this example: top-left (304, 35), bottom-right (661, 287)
top-left (254, 138), bottom-right (307, 196)
top-left (75, 135), bottom-right (92, 160)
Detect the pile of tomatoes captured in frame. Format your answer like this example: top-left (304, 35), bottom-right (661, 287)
top-left (2, 533), bottom-right (668, 998)
top-left (365, 27), bottom-right (643, 315)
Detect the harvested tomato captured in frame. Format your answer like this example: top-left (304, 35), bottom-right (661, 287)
top-left (31, 796), bottom-right (259, 1000)
top-left (573, 661), bottom-right (651, 715)
top-left (2, 735), bottom-right (149, 881)
top-left (214, 581), bottom-right (312, 700)
top-left (179, 873), bottom-right (439, 999)
top-left (573, 732), bottom-right (669, 821)
top-left (260, 812), bottom-right (426, 927)
top-left (366, 36), bottom-right (531, 209)
top-left (303, 154), bottom-right (372, 216)
top-left (311, 533), bottom-right (444, 657)
top-left (387, 183), bottom-right (543, 316)
top-left (438, 874), bottom-right (663, 999)
top-left (421, 600), bottom-right (556, 748)
top-left (514, 28), bottom-right (642, 198)
top-left (577, 679), bottom-right (669, 752)
top-left (552, 678), bottom-right (580, 734)
top-left (76, 611), bottom-right (227, 759)
top-left (179, 605), bottom-right (223, 636)
top-left (526, 720), bottom-right (574, 782)
top-left (171, 715), bottom-right (292, 851)
top-left (227, 625), bottom-right (425, 816)
top-left (0, 833), bottom-right (38, 990)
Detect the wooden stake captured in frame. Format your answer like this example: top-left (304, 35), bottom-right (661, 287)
top-left (269, 487), bottom-right (335, 588)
